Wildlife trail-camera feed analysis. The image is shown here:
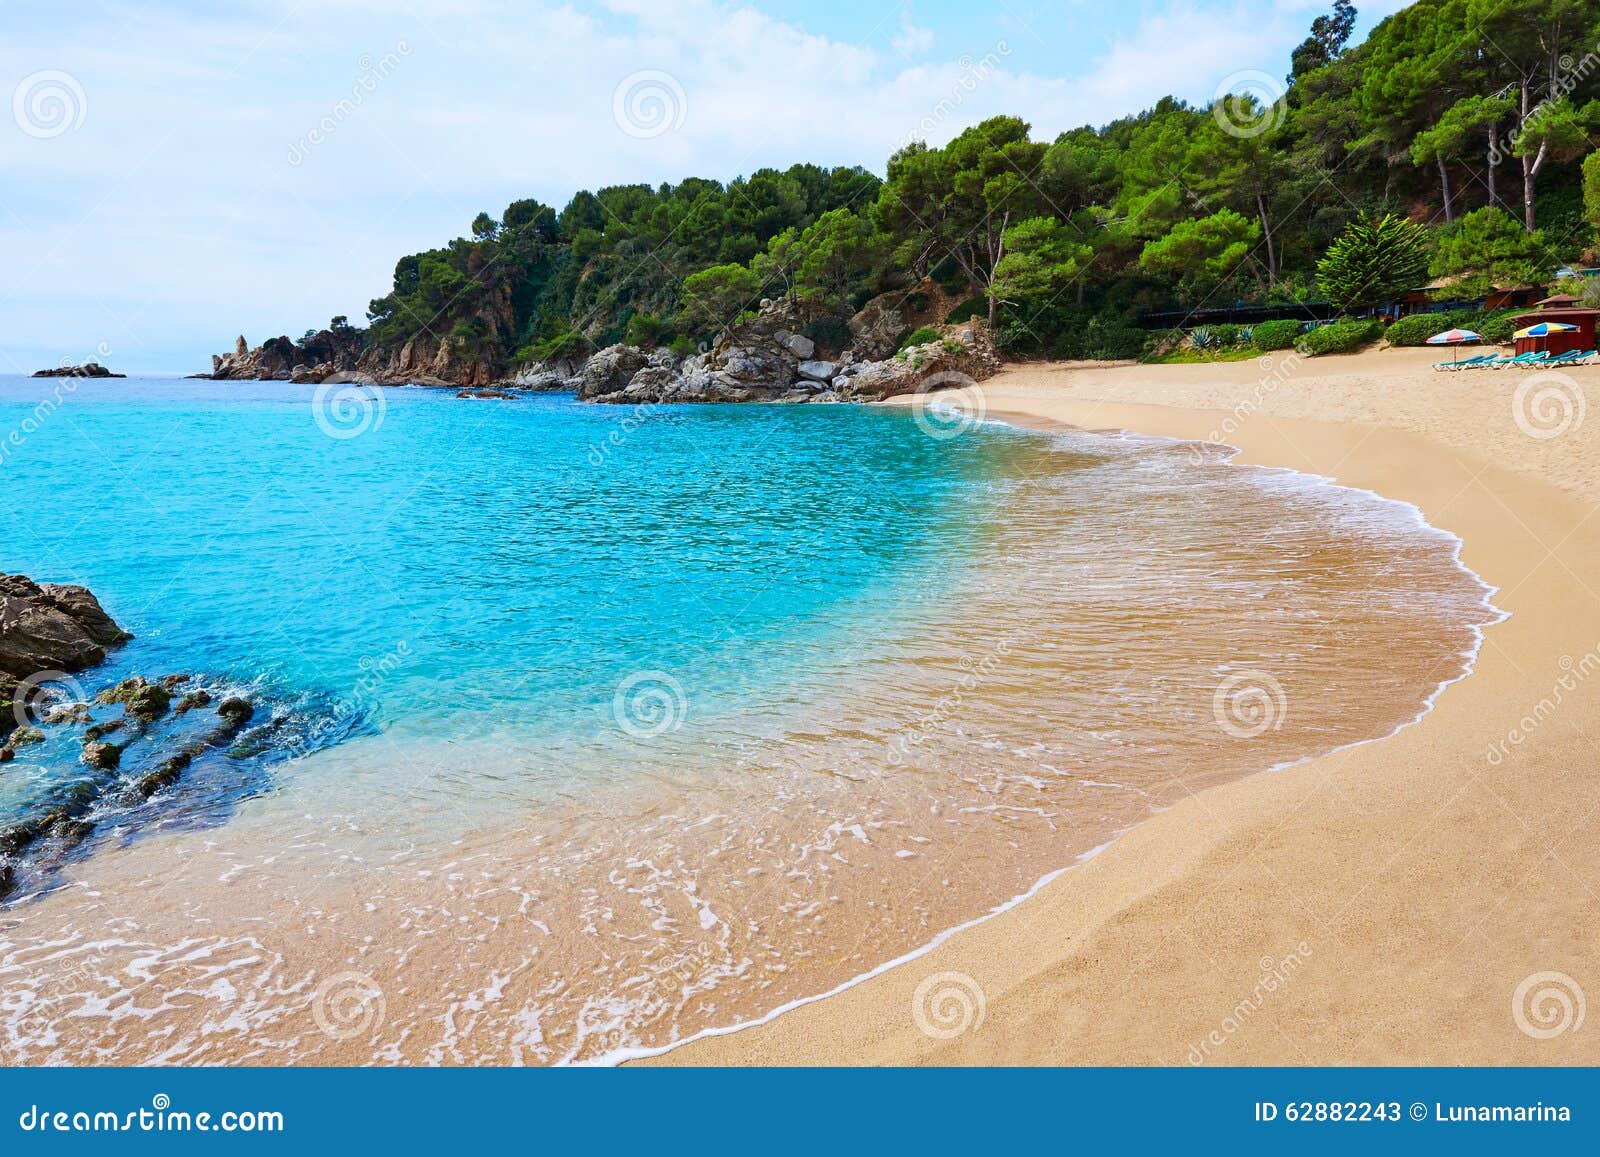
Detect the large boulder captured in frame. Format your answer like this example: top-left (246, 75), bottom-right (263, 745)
top-left (1, 575), bottom-right (129, 681)
top-left (796, 359), bottom-right (837, 382)
top-left (0, 575), bottom-right (129, 738)
top-left (836, 324), bottom-right (1001, 400)
top-left (776, 332), bottom-right (815, 359)
top-left (575, 344), bottom-right (650, 400)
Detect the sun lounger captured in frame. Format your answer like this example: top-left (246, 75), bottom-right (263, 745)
top-left (1488, 351), bottom-right (1551, 369)
top-left (1434, 353), bottom-right (1495, 370)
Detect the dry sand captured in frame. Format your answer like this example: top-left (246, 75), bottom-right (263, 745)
top-left (646, 345), bottom-right (1600, 1065)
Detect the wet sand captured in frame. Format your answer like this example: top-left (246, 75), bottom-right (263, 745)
top-left (648, 345), bottom-right (1600, 1064)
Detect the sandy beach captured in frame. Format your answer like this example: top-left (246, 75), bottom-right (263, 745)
top-left (648, 344), bottom-right (1600, 1065)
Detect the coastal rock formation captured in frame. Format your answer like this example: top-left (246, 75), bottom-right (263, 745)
top-left (32, 363), bottom-right (125, 378)
top-left (1, 574), bottom-right (130, 739)
top-left (575, 344), bottom-right (652, 399)
top-left (0, 670), bottom-right (262, 899)
top-left (511, 354), bottom-right (585, 390)
top-left (204, 286), bottom-right (516, 387)
top-left (209, 334), bottom-right (302, 381)
top-left (201, 280), bottom-right (999, 400)
top-left (574, 297), bottom-right (1001, 406)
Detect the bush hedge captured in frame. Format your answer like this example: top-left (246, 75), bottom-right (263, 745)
top-left (1296, 318), bottom-right (1384, 356)
top-left (1385, 307), bottom-right (1527, 347)
top-left (1251, 319), bottom-right (1305, 350)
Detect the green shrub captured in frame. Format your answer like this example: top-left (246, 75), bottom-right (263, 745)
top-left (668, 334), bottom-right (700, 357)
top-left (1251, 319), bottom-right (1304, 350)
top-left (896, 325), bottom-right (941, 353)
top-left (1212, 323), bottom-right (1243, 347)
top-left (946, 295), bottom-right (987, 324)
top-left (802, 315), bottom-right (852, 351)
top-left (1384, 313), bottom-right (1441, 346)
top-left (1083, 316), bottom-right (1149, 360)
top-left (1296, 318), bottom-right (1384, 356)
top-left (623, 312), bottom-right (666, 348)
top-left (1477, 310), bottom-right (1521, 345)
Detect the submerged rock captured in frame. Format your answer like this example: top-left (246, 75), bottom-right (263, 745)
top-left (95, 676), bottom-right (172, 721)
top-left (43, 702), bottom-right (93, 725)
top-left (174, 689), bottom-right (212, 715)
top-left (136, 753), bottom-right (192, 799)
top-left (81, 740), bottom-right (122, 770)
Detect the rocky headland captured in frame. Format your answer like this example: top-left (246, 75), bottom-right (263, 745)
top-left (199, 289), bottom-right (1000, 403)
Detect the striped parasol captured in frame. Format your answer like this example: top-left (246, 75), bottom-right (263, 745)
top-left (1513, 321), bottom-right (1578, 339)
top-left (1427, 327), bottom-right (1481, 363)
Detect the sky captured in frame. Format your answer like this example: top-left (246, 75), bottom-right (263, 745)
top-left (0, 0), bottom-right (1414, 373)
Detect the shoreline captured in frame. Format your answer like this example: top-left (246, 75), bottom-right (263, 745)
top-left (644, 346), bottom-right (1600, 1065)
top-left (622, 396), bottom-right (1506, 1069)
top-left (2, 361), bottom-right (1499, 1066)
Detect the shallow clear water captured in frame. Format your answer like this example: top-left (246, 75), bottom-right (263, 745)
top-left (1, 376), bottom-right (1012, 844)
top-left (0, 375), bottom-right (1502, 1065)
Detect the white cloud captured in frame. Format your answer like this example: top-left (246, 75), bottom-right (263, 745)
top-left (892, 4), bottom-right (936, 58)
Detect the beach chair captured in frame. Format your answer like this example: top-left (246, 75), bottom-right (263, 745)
top-left (1436, 353), bottom-right (1494, 370)
top-left (1490, 351), bottom-right (1550, 369)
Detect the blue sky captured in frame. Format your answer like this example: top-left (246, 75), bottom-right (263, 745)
top-left (0, 0), bottom-right (1412, 373)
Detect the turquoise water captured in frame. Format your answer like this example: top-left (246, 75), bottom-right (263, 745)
top-left (0, 376), bottom-right (1018, 860)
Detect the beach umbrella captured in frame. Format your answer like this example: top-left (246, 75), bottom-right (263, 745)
top-left (1513, 321), bottom-right (1579, 338)
top-left (1426, 327), bottom-right (1481, 363)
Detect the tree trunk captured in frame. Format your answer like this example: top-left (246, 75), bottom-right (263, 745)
top-left (1522, 145), bottom-right (1543, 233)
top-left (1486, 126), bottom-right (1499, 209)
top-left (1256, 192), bottom-right (1277, 284)
top-left (985, 210), bottom-right (1010, 330)
top-left (1519, 80), bottom-right (1539, 233)
top-left (1436, 155), bottom-right (1453, 223)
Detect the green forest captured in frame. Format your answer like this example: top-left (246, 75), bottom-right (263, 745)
top-left (350, 0), bottom-right (1600, 371)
